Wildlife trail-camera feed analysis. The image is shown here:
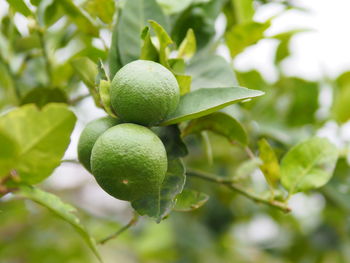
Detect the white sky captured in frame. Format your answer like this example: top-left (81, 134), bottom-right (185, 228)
top-left (235, 0), bottom-right (350, 81)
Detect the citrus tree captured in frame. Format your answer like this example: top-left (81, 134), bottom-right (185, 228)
top-left (1, 0), bottom-right (350, 262)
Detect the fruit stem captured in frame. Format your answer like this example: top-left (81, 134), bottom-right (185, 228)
top-left (98, 212), bottom-right (139, 245)
top-left (187, 169), bottom-right (291, 213)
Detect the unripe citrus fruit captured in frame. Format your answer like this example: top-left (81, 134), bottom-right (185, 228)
top-left (77, 116), bottom-right (120, 172)
top-left (110, 60), bottom-right (180, 126)
top-left (90, 123), bottom-right (167, 201)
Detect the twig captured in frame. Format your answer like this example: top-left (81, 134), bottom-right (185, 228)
top-left (69, 93), bottom-right (91, 105)
top-left (61, 159), bottom-right (80, 164)
top-left (244, 146), bottom-right (256, 160)
top-left (187, 169), bottom-right (291, 213)
top-left (98, 213), bottom-right (139, 245)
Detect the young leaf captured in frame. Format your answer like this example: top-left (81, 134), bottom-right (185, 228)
top-left (17, 185), bottom-right (102, 262)
top-left (84, 0), bottom-right (115, 24)
top-left (152, 125), bottom-right (188, 160)
top-left (258, 138), bottom-right (280, 188)
top-left (108, 9), bottom-right (123, 79)
top-left (332, 72), bottom-right (350, 123)
top-left (175, 74), bottom-right (192, 95)
top-left (117, 0), bottom-right (168, 65)
top-left (187, 54), bottom-right (238, 89)
top-left (225, 21), bottom-right (270, 58)
top-left (0, 104), bottom-right (76, 184)
top-left (173, 189), bottom-right (209, 212)
top-left (161, 87), bottom-right (264, 126)
top-left (59, 0), bottom-right (99, 37)
top-left (201, 131), bottom-right (213, 166)
top-left (232, 0), bottom-right (254, 24)
top-left (99, 80), bottom-right (117, 118)
top-left (140, 27), bottom-right (159, 61)
top-left (71, 57), bottom-right (98, 89)
top-left (281, 137), bottom-right (338, 194)
top-left (71, 57), bottom-right (101, 106)
top-left (6, 0), bottom-right (32, 16)
top-left (0, 130), bottom-right (19, 177)
top-left (178, 28), bottom-right (196, 60)
top-left (96, 59), bottom-right (109, 84)
top-left (182, 112), bottom-right (248, 145)
top-left (20, 88), bottom-right (68, 108)
top-left (37, 0), bottom-right (63, 27)
top-left (132, 158), bottom-right (186, 222)
top-left (148, 20), bottom-right (173, 67)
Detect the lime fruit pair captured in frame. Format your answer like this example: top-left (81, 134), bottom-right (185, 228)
top-left (77, 60), bottom-right (180, 201)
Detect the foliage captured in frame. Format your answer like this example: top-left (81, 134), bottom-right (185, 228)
top-left (0, 0), bottom-right (349, 262)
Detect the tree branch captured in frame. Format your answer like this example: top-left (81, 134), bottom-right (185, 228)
top-left (187, 169), bottom-right (291, 213)
top-left (98, 213), bottom-right (139, 245)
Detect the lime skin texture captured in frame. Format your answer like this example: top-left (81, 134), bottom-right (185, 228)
top-left (77, 116), bottom-right (121, 172)
top-left (90, 123), bottom-right (168, 201)
top-left (110, 60), bottom-right (180, 126)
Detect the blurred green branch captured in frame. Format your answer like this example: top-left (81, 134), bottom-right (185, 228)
top-left (98, 212), bottom-right (139, 245)
top-left (187, 169), bottom-right (291, 213)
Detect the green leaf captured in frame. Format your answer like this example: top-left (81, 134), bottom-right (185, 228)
top-left (169, 58), bottom-right (185, 74)
top-left (20, 88), bottom-right (68, 108)
top-left (148, 20), bottom-right (173, 67)
top-left (71, 57), bottom-right (98, 88)
top-left (99, 80), bottom-right (117, 118)
top-left (171, 0), bottom-right (221, 50)
top-left (276, 77), bottom-right (319, 126)
top-left (0, 129), bottom-right (19, 177)
top-left (6, 0), bottom-right (31, 16)
top-left (140, 27), bottom-right (159, 61)
top-left (96, 59), bottom-right (109, 84)
top-left (71, 57), bottom-right (101, 106)
top-left (17, 185), bottom-right (102, 262)
top-left (271, 29), bottom-right (311, 64)
top-left (175, 74), bottom-right (192, 95)
top-left (187, 54), bottom-right (238, 89)
top-left (225, 21), bottom-right (270, 58)
top-left (0, 104), bottom-right (76, 184)
top-left (59, 0), bottom-right (99, 37)
top-left (84, 0), bottom-right (115, 24)
top-left (173, 189), bottom-right (209, 212)
top-left (14, 35), bottom-right (41, 52)
top-left (281, 137), bottom-right (338, 194)
top-left (152, 125), bottom-right (188, 160)
top-left (132, 159), bottom-right (186, 222)
top-left (183, 112), bottom-right (248, 145)
top-left (232, 0), bottom-right (254, 24)
top-left (156, 0), bottom-right (193, 14)
top-left (178, 28), bottom-right (196, 60)
top-left (161, 87), bottom-right (264, 126)
top-left (332, 72), bottom-right (350, 123)
top-left (258, 138), bottom-right (280, 188)
top-left (37, 0), bottom-right (63, 27)
top-left (117, 0), bottom-right (168, 65)
top-left (108, 11), bottom-right (123, 79)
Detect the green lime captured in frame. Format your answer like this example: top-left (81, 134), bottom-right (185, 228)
top-left (110, 60), bottom-right (180, 126)
top-left (77, 116), bottom-right (121, 172)
top-left (90, 123), bottom-right (167, 201)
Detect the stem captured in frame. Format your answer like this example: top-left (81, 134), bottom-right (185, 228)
top-left (69, 93), bottom-right (91, 105)
top-left (244, 146), bottom-right (256, 160)
top-left (187, 169), bottom-right (291, 213)
top-left (98, 213), bottom-right (139, 245)
top-left (61, 159), bottom-right (80, 164)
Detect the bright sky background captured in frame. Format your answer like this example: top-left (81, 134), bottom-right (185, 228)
top-left (235, 0), bottom-right (350, 81)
